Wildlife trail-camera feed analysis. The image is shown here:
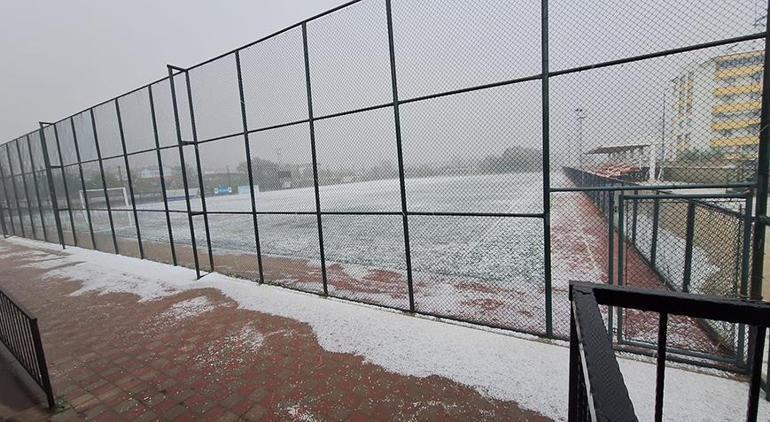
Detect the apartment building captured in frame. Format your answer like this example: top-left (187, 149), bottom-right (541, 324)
top-left (670, 47), bottom-right (763, 161)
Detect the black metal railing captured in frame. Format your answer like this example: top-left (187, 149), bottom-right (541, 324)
top-left (569, 281), bottom-right (770, 422)
top-left (569, 282), bottom-right (637, 422)
top-left (559, 167), bottom-right (755, 370)
top-left (0, 288), bottom-right (55, 408)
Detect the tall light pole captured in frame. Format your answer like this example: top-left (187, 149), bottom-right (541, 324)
top-left (658, 86), bottom-right (668, 181)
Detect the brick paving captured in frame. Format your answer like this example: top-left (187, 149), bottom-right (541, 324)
top-left (0, 239), bottom-right (549, 421)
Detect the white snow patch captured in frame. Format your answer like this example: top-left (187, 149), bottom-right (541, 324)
top-left (5, 237), bottom-right (769, 421)
top-left (191, 326), bottom-right (265, 371)
top-left (157, 296), bottom-right (217, 322)
top-left (285, 404), bottom-right (317, 422)
top-left (231, 326), bottom-right (265, 352)
top-left (25, 246), bottom-right (196, 301)
top-left (202, 272), bottom-right (568, 418)
top-left (5, 237), bottom-right (66, 252)
top-left (19, 257), bottom-right (71, 269)
top-left (1, 249), bottom-right (51, 260)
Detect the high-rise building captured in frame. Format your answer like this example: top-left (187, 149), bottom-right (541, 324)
top-left (670, 47), bottom-right (763, 161)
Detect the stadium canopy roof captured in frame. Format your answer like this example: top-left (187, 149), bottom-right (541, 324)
top-left (585, 143), bottom-right (652, 155)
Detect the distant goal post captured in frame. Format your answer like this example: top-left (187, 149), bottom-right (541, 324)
top-left (78, 187), bottom-right (134, 229)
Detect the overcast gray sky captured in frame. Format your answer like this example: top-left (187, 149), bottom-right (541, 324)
top-left (0, 0), bottom-right (343, 141)
top-left (0, 0), bottom-right (762, 171)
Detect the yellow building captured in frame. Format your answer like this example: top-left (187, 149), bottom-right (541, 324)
top-left (671, 48), bottom-right (763, 161)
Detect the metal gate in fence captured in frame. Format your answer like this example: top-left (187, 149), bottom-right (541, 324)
top-left (0, 0), bottom-right (769, 372)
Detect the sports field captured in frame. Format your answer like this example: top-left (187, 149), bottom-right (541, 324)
top-left (34, 171), bottom-right (724, 352)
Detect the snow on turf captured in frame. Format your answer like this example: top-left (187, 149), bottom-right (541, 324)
top-left (67, 173), bottom-right (734, 342)
top-left (5, 237), bottom-right (768, 421)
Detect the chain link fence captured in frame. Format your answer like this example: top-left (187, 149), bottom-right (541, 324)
top-left (621, 193), bottom-right (753, 366)
top-left (0, 0), bottom-right (767, 371)
top-left (561, 167), bottom-right (756, 368)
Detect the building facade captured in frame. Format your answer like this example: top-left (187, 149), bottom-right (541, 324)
top-left (670, 47), bottom-right (763, 161)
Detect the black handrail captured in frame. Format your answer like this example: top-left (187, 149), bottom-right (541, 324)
top-left (569, 281), bottom-right (770, 422)
top-left (569, 284), bottom-right (638, 422)
top-left (0, 288), bottom-right (55, 408)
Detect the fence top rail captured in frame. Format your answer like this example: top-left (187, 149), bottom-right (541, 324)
top-left (550, 31), bottom-right (766, 78)
top-left (622, 193), bottom-right (751, 201)
top-left (570, 282), bottom-right (770, 327)
top-left (551, 182), bottom-right (756, 193)
top-left (0, 287), bottom-right (38, 321)
top-left (619, 189), bottom-right (750, 219)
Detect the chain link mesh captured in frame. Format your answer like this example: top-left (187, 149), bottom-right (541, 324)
top-left (411, 216), bottom-right (546, 331)
top-left (0, 0), bottom-right (765, 373)
top-left (258, 214), bottom-right (324, 294)
top-left (240, 28), bottom-right (308, 130)
top-left (188, 54), bottom-right (242, 142)
top-left (248, 123), bottom-right (315, 212)
top-left (316, 108), bottom-right (400, 212)
top-left (617, 195), bottom-right (752, 361)
top-left (550, 0), bottom-right (760, 71)
top-left (307, 0), bottom-right (392, 116)
top-left (118, 88), bottom-right (156, 154)
top-left (323, 214), bottom-right (408, 309)
top-left (392, 0), bottom-right (540, 99)
top-left (401, 81), bottom-right (544, 214)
